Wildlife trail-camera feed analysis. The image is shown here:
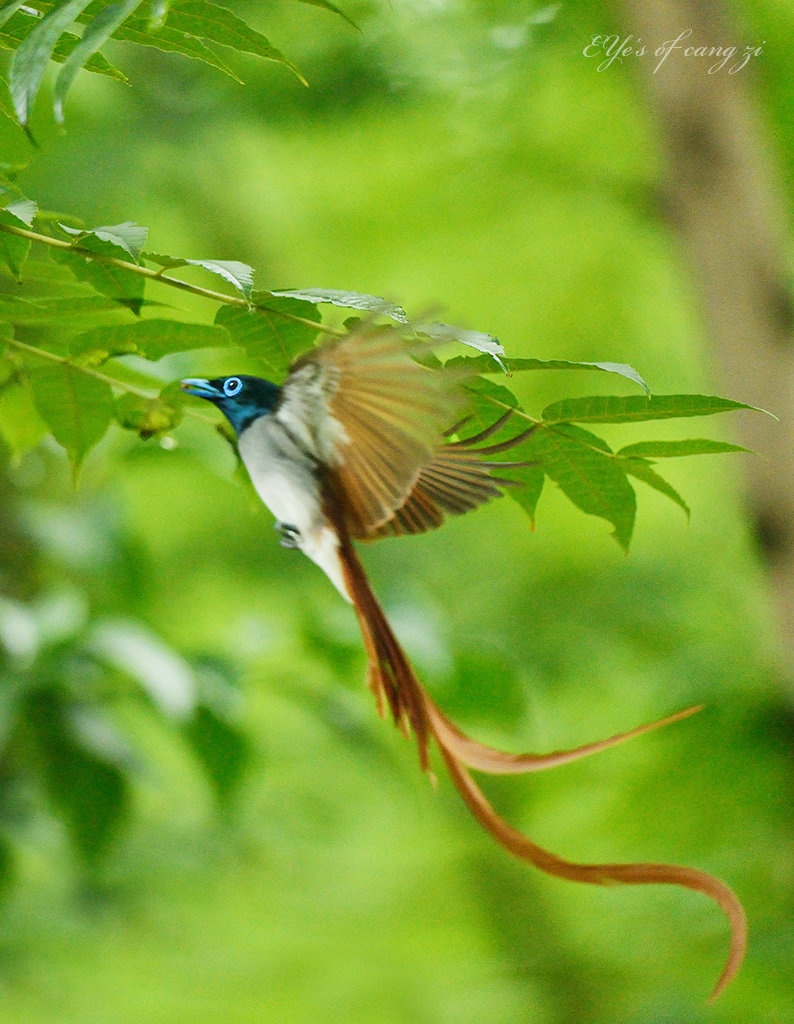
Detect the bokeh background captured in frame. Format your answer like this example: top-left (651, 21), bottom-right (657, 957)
top-left (1, 1), bottom-right (792, 1021)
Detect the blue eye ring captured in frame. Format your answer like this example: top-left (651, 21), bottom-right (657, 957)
top-left (223, 377), bottom-right (242, 397)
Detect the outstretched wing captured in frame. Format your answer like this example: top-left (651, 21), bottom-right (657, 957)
top-left (282, 329), bottom-right (528, 539)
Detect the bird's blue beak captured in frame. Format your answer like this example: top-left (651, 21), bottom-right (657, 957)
top-left (180, 378), bottom-right (221, 400)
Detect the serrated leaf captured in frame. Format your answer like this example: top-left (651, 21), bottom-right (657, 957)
top-left (447, 354), bottom-right (650, 393)
top-left (5, 197), bottom-right (36, 224)
top-left (526, 423), bottom-right (637, 550)
top-left (417, 322), bottom-right (506, 369)
top-left (271, 288), bottom-right (408, 323)
top-left (0, 203), bottom-right (34, 277)
top-left (542, 394), bottom-right (764, 424)
top-left (54, 232), bottom-right (145, 313)
top-left (28, 361), bottom-right (114, 472)
top-left (8, 0), bottom-right (95, 124)
top-left (63, 220), bottom-right (148, 262)
top-left (216, 294), bottom-right (321, 376)
top-left (145, 252), bottom-right (254, 301)
top-left (53, 0), bottom-right (142, 122)
top-left (617, 439), bottom-right (751, 458)
top-left (70, 319), bottom-right (231, 363)
top-left (622, 458), bottom-right (690, 519)
top-left (159, 0), bottom-right (305, 82)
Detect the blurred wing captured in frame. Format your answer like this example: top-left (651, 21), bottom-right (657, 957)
top-left (283, 331), bottom-right (462, 536)
top-left (368, 444), bottom-right (522, 539)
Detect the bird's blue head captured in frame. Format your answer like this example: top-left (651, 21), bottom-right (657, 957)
top-left (181, 375), bottom-right (281, 436)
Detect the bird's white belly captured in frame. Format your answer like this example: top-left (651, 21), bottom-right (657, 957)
top-left (238, 423), bottom-right (351, 601)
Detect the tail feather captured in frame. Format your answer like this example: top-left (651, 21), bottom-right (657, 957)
top-left (332, 520), bottom-right (746, 1001)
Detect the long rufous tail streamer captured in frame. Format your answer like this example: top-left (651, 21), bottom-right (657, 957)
top-left (333, 515), bottom-right (746, 1002)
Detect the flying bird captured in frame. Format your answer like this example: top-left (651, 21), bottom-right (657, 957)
top-left (181, 328), bottom-right (745, 999)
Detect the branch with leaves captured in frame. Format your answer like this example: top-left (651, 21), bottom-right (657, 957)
top-left (1, 0), bottom-right (357, 129)
top-left (0, 199), bottom-right (761, 549)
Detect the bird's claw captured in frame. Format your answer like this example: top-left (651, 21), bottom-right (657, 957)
top-left (275, 521), bottom-right (301, 549)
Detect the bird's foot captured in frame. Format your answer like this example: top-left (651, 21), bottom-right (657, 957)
top-left (275, 521), bottom-right (302, 549)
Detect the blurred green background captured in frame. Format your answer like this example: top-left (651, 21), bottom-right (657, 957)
top-left (1, 1), bottom-right (792, 1021)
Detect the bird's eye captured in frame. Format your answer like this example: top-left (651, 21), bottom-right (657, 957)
top-left (223, 377), bottom-right (242, 396)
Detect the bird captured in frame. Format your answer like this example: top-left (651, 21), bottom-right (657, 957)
top-left (181, 326), bottom-right (745, 1000)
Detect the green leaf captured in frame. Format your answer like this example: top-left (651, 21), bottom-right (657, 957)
top-left (70, 320), bottom-right (231, 363)
top-left (23, 686), bottom-right (129, 864)
top-left (28, 362), bottom-right (115, 472)
top-left (8, 0), bottom-right (95, 124)
top-left (53, 0), bottom-right (142, 122)
top-left (182, 702), bottom-right (249, 806)
top-left (108, 0), bottom-right (305, 82)
top-left (527, 423), bottom-right (637, 551)
top-left (616, 439), bottom-right (751, 458)
top-left (115, 390), bottom-right (182, 438)
top-left (622, 458), bottom-right (690, 519)
top-left (447, 354), bottom-right (650, 394)
top-left (161, 0), bottom-right (305, 81)
top-left (0, 292), bottom-right (127, 323)
top-left (458, 376), bottom-right (545, 524)
top-left (0, 376), bottom-right (49, 458)
top-left (417, 321), bottom-right (506, 370)
top-left (271, 288), bottom-right (408, 323)
top-left (0, 2), bottom-right (29, 31)
top-left (63, 220), bottom-right (148, 262)
top-left (542, 394), bottom-right (763, 424)
top-left (0, 200), bottom-right (36, 278)
top-left (291, 0), bottom-right (359, 31)
top-left (216, 294), bottom-right (321, 376)
top-left (145, 252), bottom-right (254, 301)
top-left (54, 229), bottom-right (146, 313)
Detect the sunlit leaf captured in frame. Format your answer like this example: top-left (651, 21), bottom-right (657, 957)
top-left (417, 321), bottom-right (506, 369)
top-left (617, 439), bottom-right (751, 458)
top-left (145, 252), bottom-right (254, 301)
top-left (8, 0), bottom-right (95, 124)
top-left (271, 288), bottom-right (408, 323)
top-left (542, 394), bottom-right (763, 424)
top-left (55, 228), bottom-right (146, 312)
top-left (216, 294), bottom-right (321, 376)
top-left (62, 220), bottom-right (148, 262)
top-left (53, 0), bottom-right (142, 121)
top-left (28, 361), bottom-right (114, 472)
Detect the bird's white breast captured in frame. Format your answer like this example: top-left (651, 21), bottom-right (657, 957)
top-left (237, 414), bottom-right (351, 601)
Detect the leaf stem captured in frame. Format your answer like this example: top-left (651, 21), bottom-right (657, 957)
top-left (0, 221), bottom-right (344, 338)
